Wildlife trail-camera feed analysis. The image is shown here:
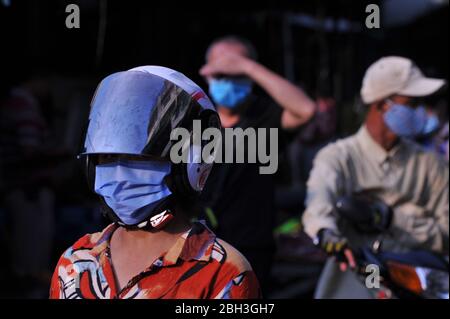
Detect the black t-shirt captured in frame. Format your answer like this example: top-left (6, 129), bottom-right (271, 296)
top-left (200, 95), bottom-right (290, 250)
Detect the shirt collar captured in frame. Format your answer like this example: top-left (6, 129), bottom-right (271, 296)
top-left (165, 221), bottom-right (216, 265)
top-left (357, 125), bottom-right (403, 164)
top-left (90, 221), bottom-right (216, 266)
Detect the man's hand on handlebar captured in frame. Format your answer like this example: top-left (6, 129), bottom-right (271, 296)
top-left (315, 228), bottom-right (356, 271)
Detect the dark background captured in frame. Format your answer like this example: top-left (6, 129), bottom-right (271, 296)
top-left (1, 0), bottom-right (447, 136)
top-left (1, 0), bottom-right (448, 95)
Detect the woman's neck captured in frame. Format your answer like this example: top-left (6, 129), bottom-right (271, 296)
top-left (108, 216), bottom-right (192, 291)
top-left (113, 216), bottom-right (192, 251)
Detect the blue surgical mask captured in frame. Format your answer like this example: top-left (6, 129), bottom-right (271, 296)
top-left (94, 160), bottom-right (172, 225)
top-left (383, 102), bottom-right (427, 138)
top-left (209, 78), bottom-right (252, 108)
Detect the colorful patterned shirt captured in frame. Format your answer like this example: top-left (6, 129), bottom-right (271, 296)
top-left (49, 222), bottom-right (261, 299)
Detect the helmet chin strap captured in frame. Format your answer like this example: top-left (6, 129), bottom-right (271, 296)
top-left (117, 209), bottom-right (175, 231)
top-left (102, 196), bottom-right (176, 231)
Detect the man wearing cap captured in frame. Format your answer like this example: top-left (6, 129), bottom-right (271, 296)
top-left (302, 56), bottom-right (448, 298)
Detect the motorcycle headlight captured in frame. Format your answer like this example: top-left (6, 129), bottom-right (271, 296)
top-left (387, 261), bottom-right (449, 299)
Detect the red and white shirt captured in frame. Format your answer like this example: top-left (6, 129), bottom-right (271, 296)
top-left (50, 221), bottom-right (261, 299)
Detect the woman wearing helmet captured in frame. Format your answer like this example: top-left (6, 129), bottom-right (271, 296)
top-left (49, 66), bottom-right (261, 299)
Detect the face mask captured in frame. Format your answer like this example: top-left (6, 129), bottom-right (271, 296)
top-left (383, 102), bottom-right (427, 138)
top-left (209, 78), bottom-right (252, 108)
top-left (94, 160), bottom-right (172, 225)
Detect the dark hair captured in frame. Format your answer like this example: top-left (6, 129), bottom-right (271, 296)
top-left (205, 35), bottom-right (258, 61)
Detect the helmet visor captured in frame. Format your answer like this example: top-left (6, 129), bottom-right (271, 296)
top-left (81, 71), bottom-right (203, 159)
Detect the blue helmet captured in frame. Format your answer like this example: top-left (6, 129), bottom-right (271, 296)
top-left (80, 66), bottom-right (221, 226)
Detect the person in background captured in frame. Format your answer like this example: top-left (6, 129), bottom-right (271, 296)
top-left (199, 35), bottom-right (315, 295)
top-left (0, 75), bottom-right (54, 298)
top-left (277, 96), bottom-right (337, 213)
top-left (302, 56), bottom-right (448, 298)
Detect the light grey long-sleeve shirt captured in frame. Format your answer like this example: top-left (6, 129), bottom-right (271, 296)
top-left (302, 125), bottom-right (449, 253)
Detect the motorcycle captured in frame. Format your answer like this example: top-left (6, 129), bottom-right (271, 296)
top-left (333, 196), bottom-right (449, 299)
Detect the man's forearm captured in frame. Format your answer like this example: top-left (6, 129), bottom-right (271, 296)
top-left (243, 60), bottom-right (315, 127)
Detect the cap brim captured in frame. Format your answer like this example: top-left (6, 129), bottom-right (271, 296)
top-left (398, 77), bottom-right (446, 97)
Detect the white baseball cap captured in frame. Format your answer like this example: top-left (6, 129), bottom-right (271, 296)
top-left (361, 56), bottom-right (446, 104)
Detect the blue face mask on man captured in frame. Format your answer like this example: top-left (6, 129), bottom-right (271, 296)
top-left (94, 160), bottom-right (172, 225)
top-left (383, 101), bottom-right (428, 138)
top-left (209, 78), bottom-right (252, 109)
